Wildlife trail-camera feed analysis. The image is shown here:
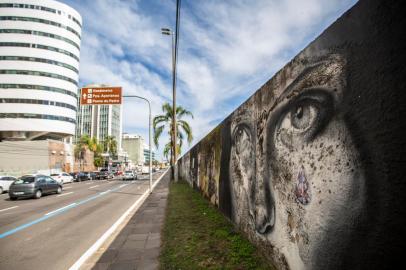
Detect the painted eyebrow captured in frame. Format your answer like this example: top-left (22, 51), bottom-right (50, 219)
top-left (270, 60), bottom-right (328, 112)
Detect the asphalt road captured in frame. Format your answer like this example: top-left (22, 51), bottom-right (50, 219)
top-left (0, 171), bottom-right (165, 270)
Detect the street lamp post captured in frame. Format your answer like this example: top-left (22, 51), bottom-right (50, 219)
top-left (161, 27), bottom-right (177, 171)
top-left (123, 95), bottom-right (152, 193)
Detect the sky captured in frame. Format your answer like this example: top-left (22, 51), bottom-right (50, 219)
top-left (63, 0), bottom-right (357, 161)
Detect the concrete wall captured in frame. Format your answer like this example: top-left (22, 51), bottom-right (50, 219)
top-left (0, 140), bottom-right (75, 176)
top-left (176, 1), bottom-right (406, 269)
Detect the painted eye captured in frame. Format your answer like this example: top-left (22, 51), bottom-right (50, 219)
top-left (233, 124), bottom-right (252, 155)
top-left (276, 89), bottom-right (334, 143)
top-left (290, 103), bottom-right (318, 132)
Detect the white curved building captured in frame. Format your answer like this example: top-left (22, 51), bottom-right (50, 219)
top-left (0, 0), bottom-right (81, 141)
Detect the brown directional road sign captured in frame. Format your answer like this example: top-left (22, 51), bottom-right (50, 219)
top-left (80, 87), bottom-right (122, 105)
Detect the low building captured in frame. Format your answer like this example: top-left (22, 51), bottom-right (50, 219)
top-left (0, 139), bottom-right (78, 176)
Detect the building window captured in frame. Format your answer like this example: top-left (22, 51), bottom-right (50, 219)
top-left (1, 98), bottom-right (76, 111)
top-left (0, 56), bottom-right (78, 73)
top-left (0, 3), bottom-right (83, 28)
top-left (0, 84), bottom-right (77, 98)
top-left (0, 70), bottom-right (78, 86)
top-left (0, 16), bottom-right (81, 39)
top-left (0, 42), bottom-right (79, 62)
top-left (0, 113), bottom-right (75, 124)
top-left (0, 29), bottom-right (80, 50)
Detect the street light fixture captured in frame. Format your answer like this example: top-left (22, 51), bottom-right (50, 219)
top-left (123, 95), bottom-right (153, 193)
top-left (161, 27), bottom-right (177, 172)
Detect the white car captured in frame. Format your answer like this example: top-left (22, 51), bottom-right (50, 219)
top-left (0, 176), bottom-right (17, 193)
top-left (50, 172), bottom-right (73, 184)
top-left (141, 166), bottom-right (149, 174)
top-left (122, 170), bottom-right (137, 180)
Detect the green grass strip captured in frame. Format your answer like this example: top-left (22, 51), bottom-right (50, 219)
top-left (160, 181), bottom-right (275, 270)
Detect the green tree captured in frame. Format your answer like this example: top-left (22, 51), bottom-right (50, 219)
top-left (153, 102), bottom-right (193, 160)
top-left (103, 135), bottom-right (118, 158)
top-left (75, 135), bottom-right (104, 168)
top-left (74, 135), bottom-right (90, 170)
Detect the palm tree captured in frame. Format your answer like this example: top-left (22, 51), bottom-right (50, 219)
top-left (153, 102), bottom-right (193, 160)
top-left (103, 136), bottom-right (118, 158)
top-left (74, 135), bottom-right (91, 171)
top-left (75, 135), bottom-right (104, 168)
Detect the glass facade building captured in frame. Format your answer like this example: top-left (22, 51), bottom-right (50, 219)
top-left (0, 0), bottom-right (81, 141)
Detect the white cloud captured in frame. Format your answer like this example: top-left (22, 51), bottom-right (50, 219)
top-left (66, 0), bottom-right (357, 159)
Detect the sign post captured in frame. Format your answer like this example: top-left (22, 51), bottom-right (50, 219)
top-left (80, 87), bottom-right (122, 105)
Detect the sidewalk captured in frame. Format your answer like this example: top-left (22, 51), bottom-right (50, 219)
top-left (90, 173), bottom-right (169, 270)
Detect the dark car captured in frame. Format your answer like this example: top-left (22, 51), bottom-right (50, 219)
top-left (89, 172), bottom-right (97, 180)
top-left (97, 169), bottom-right (109, 180)
top-left (9, 174), bottom-right (62, 200)
top-left (69, 172), bottom-right (78, 181)
top-left (75, 172), bottom-right (89, 182)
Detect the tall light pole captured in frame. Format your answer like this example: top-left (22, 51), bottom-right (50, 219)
top-left (123, 95), bottom-right (152, 193)
top-left (161, 27), bottom-right (176, 171)
top-left (162, 0), bottom-right (181, 181)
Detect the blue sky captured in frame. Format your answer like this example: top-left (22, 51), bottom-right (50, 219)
top-left (63, 0), bottom-right (357, 160)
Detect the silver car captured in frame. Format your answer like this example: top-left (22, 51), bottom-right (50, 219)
top-left (122, 170), bottom-right (137, 180)
top-left (9, 175), bottom-right (62, 200)
top-left (0, 176), bottom-right (17, 193)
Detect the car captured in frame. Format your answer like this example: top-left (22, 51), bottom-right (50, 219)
top-left (122, 170), bottom-right (137, 180)
top-left (97, 168), bottom-right (109, 180)
top-left (75, 172), bottom-right (89, 182)
top-left (50, 172), bottom-right (73, 184)
top-left (0, 176), bottom-right (17, 193)
top-left (141, 166), bottom-right (149, 174)
top-left (90, 171), bottom-right (98, 180)
top-left (69, 172), bottom-right (78, 181)
top-left (82, 172), bottom-right (96, 180)
top-left (9, 174), bottom-right (62, 200)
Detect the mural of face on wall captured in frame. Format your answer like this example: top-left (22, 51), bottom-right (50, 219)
top-left (229, 53), bottom-right (366, 269)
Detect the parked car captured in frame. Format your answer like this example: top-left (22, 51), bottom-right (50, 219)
top-left (122, 170), bottom-right (137, 180)
top-left (69, 172), bottom-right (78, 181)
top-left (97, 168), bottom-right (109, 180)
top-left (73, 172), bottom-right (86, 182)
top-left (50, 172), bottom-right (73, 184)
top-left (89, 171), bottom-right (97, 180)
top-left (0, 176), bottom-right (17, 193)
top-left (9, 174), bottom-right (62, 200)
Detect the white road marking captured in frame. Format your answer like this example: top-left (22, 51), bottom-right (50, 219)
top-left (57, 191), bottom-right (74, 197)
top-left (63, 186), bottom-right (73, 190)
top-left (69, 169), bottom-right (168, 270)
top-left (0, 206), bottom-right (19, 212)
top-left (89, 185), bottom-right (99, 189)
top-left (99, 189), bottom-right (111, 195)
top-left (45, 203), bottom-right (77, 216)
top-left (85, 182), bottom-right (94, 185)
top-left (119, 184), bottom-right (128, 188)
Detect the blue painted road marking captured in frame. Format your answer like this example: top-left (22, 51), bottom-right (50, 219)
top-left (0, 183), bottom-right (130, 239)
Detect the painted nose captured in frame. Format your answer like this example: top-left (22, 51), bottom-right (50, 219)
top-left (253, 182), bottom-right (275, 234)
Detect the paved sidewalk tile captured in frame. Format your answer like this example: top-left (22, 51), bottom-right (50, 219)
top-left (91, 173), bottom-right (170, 270)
